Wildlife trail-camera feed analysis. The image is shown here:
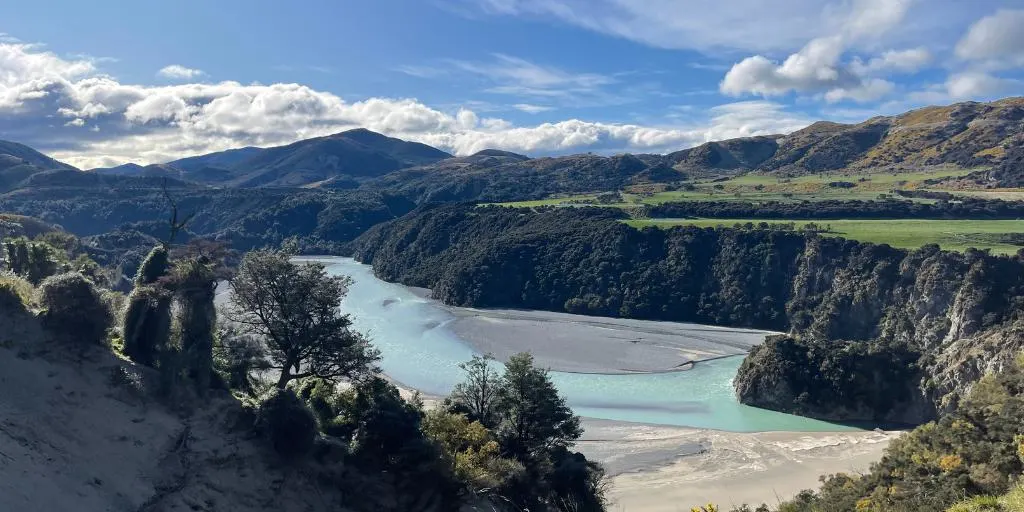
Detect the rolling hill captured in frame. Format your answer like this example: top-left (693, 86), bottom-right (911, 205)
top-left (665, 97), bottom-right (1024, 178)
top-left (0, 140), bottom-right (78, 192)
top-left (94, 129), bottom-right (452, 188)
top-left (367, 151), bottom-right (681, 203)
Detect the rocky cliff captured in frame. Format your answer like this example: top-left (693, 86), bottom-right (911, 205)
top-left (350, 205), bottom-right (1024, 424)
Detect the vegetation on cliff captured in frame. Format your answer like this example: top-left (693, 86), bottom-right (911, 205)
top-left (350, 204), bottom-right (1024, 423)
top-left (762, 355), bottom-right (1024, 512)
top-left (2, 216), bottom-right (606, 511)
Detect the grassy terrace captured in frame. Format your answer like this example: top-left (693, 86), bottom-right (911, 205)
top-left (496, 167), bottom-right (1005, 207)
top-left (625, 218), bottom-right (1024, 255)
top-left (494, 167), bottom-right (1024, 254)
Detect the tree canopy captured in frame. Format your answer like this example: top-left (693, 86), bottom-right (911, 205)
top-left (227, 248), bottom-right (379, 388)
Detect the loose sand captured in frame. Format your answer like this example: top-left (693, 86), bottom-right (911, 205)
top-left (445, 306), bottom-right (774, 374)
top-left (578, 420), bottom-right (896, 511)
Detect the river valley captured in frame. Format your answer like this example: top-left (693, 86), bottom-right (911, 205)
top-left (305, 257), bottom-right (897, 510)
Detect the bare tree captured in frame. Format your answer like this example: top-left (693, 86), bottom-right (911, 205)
top-left (161, 179), bottom-right (196, 249)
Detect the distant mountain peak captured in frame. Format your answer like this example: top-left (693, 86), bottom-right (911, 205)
top-left (339, 127), bottom-right (378, 135)
top-left (332, 127), bottom-right (392, 143)
top-left (470, 149), bottom-right (530, 160)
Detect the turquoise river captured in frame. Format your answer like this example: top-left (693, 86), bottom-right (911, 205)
top-left (318, 257), bottom-right (856, 433)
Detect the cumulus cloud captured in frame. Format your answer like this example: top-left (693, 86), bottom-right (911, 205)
top-left (945, 72), bottom-right (1020, 100)
top-left (851, 48), bottom-right (932, 75)
top-left (701, 101), bottom-right (813, 141)
top-left (0, 40), bottom-right (814, 168)
top-left (157, 64), bottom-right (205, 80)
top-left (895, 9), bottom-right (1024, 105)
top-left (955, 10), bottom-right (1024, 69)
top-left (720, 0), bottom-right (916, 103)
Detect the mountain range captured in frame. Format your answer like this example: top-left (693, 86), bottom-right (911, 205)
top-left (93, 128), bottom-right (451, 188)
top-left (668, 97), bottom-right (1024, 175)
top-left (1, 97), bottom-right (1022, 195)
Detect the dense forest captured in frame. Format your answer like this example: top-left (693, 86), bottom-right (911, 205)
top-left (350, 204), bottom-right (1024, 424)
top-left (365, 152), bottom-right (679, 203)
top-left (0, 183), bottom-right (416, 282)
top-left (646, 197), bottom-right (1024, 220)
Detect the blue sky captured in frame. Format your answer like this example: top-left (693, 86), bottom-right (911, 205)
top-left (0, 0), bottom-right (1022, 167)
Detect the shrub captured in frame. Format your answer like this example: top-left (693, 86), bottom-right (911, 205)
top-left (3, 237), bottom-right (63, 284)
top-left (134, 245), bottom-right (169, 286)
top-left (422, 409), bottom-right (524, 495)
top-left (256, 388), bottom-right (317, 459)
top-left (121, 286), bottom-right (172, 366)
top-left (37, 272), bottom-right (112, 345)
top-left (213, 323), bottom-right (267, 397)
top-left (0, 272), bottom-right (34, 312)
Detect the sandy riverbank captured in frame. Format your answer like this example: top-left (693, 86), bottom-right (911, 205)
top-left (443, 305), bottom-right (774, 374)
top-left (577, 420), bottom-right (896, 511)
top-left (390, 385), bottom-right (898, 511)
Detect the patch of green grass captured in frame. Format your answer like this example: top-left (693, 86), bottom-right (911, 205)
top-left (497, 167), bottom-right (983, 208)
top-left (491, 194), bottom-right (601, 208)
top-left (947, 485), bottom-right (1024, 512)
top-left (625, 218), bottom-right (1024, 255)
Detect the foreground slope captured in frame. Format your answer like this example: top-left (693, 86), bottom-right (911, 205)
top-left (0, 309), bottom-right (353, 512)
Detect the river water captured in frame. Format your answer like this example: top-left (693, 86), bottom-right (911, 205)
top-left (319, 257), bottom-right (854, 432)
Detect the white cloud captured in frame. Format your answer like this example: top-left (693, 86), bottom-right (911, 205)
top-left (955, 9), bottom-right (1024, 69)
top-left (945, 71), bottom-right (1019, 100)
top-left (404, 53), bottom-right (637, 108)
top-left (0, 40), bottom-right (815, 168)
top-left (448, 54), bottom-right (624, 103)
top-left (513, 103), bottom-right (553, 113)
top-left (455, 0), bottom-right (860, 53)
top-left (823, 79), bottom-right (896, 103)
top-left (394, 65), bottom-right (446, 78)
top-left (851, 48), bottom-right (932, 75)
top-left (157, 64), bottom-right (205, 80)
top-left (451, 0), bottom-right (1008, 55)
top-left (720, 0), bottom-right (915, 103)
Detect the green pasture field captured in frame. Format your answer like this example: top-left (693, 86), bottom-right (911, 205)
top-left (625, 218), bottom-right (1024, 255)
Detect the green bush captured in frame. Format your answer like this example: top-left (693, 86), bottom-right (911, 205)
top-left (422, 409), bottom-right (524, 495)
top-left (256, 388), bottom-right (317, 459)
top-left (134, 245), bottom-right (169, 286)
top-left (121, 286), bottom-right (172, 366)
top-left (0, 272), bottom-right (33, 312)
top-left (3, 237), bottom-right (63, 284)
top-left (37, 272), bottom-right (112, 345)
